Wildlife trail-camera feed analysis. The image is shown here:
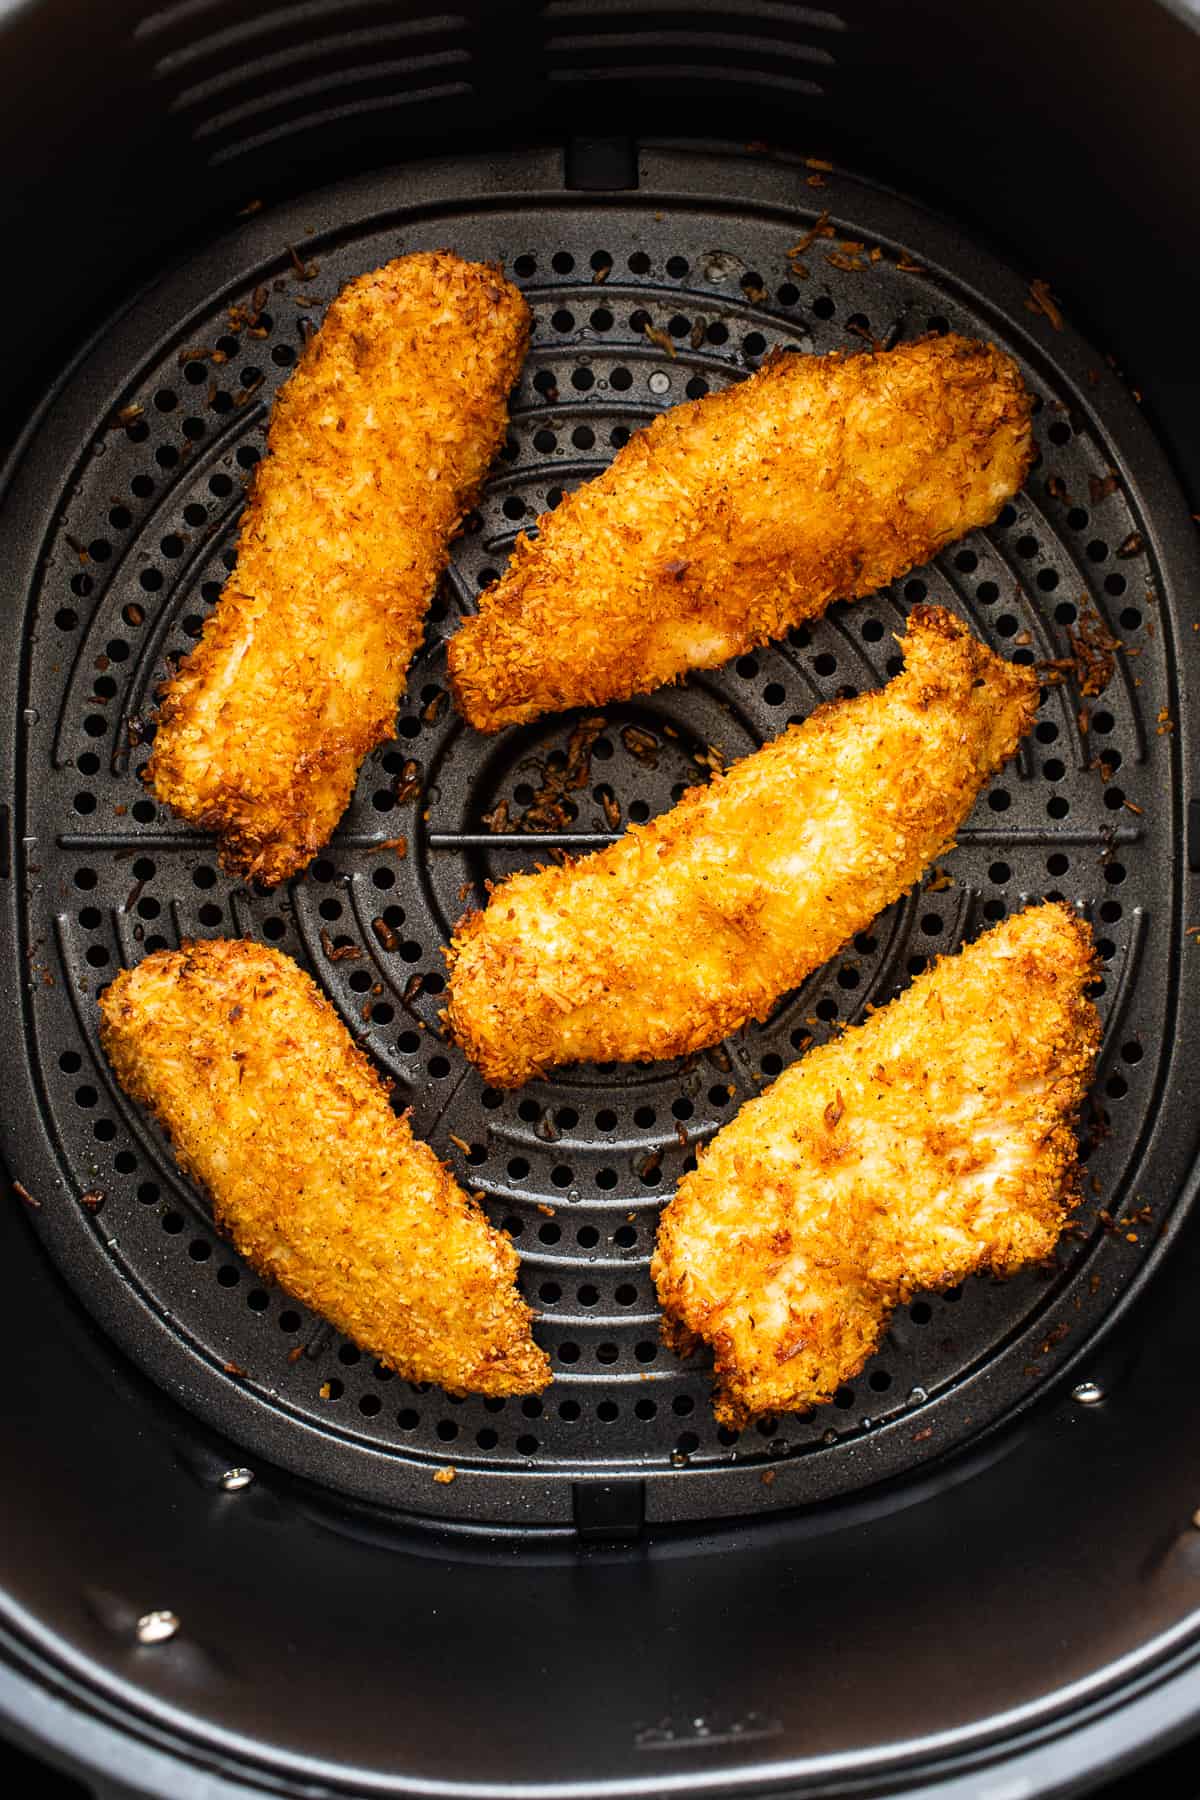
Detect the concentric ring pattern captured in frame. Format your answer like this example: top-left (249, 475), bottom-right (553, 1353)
top-left (6, 150), bottom-right (1189, 1525)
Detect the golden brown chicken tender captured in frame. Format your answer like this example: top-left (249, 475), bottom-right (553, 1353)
top-left (447, 333), bottom-right (1033, 732)
top-left (148, 252), bottom-right (530, 886)
top-left (99, 940), bottom-right (550, 1397)
top-left (652, 903), bottom-right (1100, 1426)
top-left (446, 607), bottom-right (1038, 1087)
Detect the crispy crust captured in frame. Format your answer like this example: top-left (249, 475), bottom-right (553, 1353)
top-left (447, 333), bottom-right (1033, 731)
top-left (99, 940), bottom-right (549, 1396)
top-left (445, 607), bottom-right (1038, 1086)
top-left (147, 252), bottom-right (530, 885)
top-left (652, 903), bottom-right (1100, 1426)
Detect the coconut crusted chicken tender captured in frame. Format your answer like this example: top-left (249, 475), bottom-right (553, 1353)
top-left (447, 332), bottom-right (1033, 731)
top-left (99, 940), bottom-right (549, 1397)
top-left (652, 903), bottom-right (1100, 1426)
top-left (446, 607), bottom-right (1038, 1087)
top-left (148, 251), bottom-right (530, 886)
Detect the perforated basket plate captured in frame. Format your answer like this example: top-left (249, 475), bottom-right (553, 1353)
top-left (2, 144), bottom-right (1198, 1530)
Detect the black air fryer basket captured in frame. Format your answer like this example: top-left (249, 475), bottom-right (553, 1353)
top-left (3, 3), bottom-right (1200, 1796)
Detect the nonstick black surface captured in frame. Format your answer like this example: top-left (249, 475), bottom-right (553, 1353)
top-left (0, 125), bottom-right (1199, 1800)
top-left (2, 146), bottom-right (1198, 1532)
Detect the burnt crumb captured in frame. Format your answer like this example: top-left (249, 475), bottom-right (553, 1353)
top-left (1040, 1321), bottom-right (1070, 1353)
top-left (1116, 530), bottom-right (1145, 560)
top-left (788, 212), bottom-right (833, 274)
top-left (643, 322), bottom-right (677, 359)
top-left (912, 1426), bottom-right (934, 1443)
top-left (1089, 472), bottom-right (1119, 503)
top-left (621, 725), bottom-right (659, 768)
top-left (481, 799), bottom-right (514, 834)
top-left (287, 245), bottom-right (320, 281)
top-left (319, 928), bottom-right (361, 963)
top-left (421, 689), bottom-right (449, 725)
top-left (597, 785), bottom-right (621, 830)
top-left (12, 1180), bottom-right (39, 1208)
top-left (1025, 278), bottom-right (1064, 331)
top-left (372, 917), bottom-right (401, 953)
top-left (509, 716), bottom-right (608, 834)
top-left (636, 1148), bottom-right (663, 1182)
top-left (1038, 602), bottom-right (1120, 698)
top-left (400, 973), bottom-right (425, 1013)
top-left (224, 1361), bottom-right (248, 1378)
top-left (79, 1189), bottom-right (106, 1213)
top-left (393, 760), bottom-right (422, 804)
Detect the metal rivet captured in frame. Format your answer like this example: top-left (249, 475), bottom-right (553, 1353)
top-left (135, 1610), bottom-right (179, 1645)
top-left (1072, 1380), bottom-right (1104, 1405)
top-left (219, 1466), bottom-right (254, 1492)
top-left (648, 370), bottom-right (671, 395)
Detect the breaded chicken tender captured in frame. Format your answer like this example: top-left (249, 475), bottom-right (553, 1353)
top-left (447, 333), bottom-right (1033, 731)
top-left (148, 252), bottom-right (530, 885)
top-left (446, 607), bottom-right (1037, 1086)
top-left (99, 940), bottom-right (549, 1397)
top-left (653, 903), bottom-right (1100, 1425)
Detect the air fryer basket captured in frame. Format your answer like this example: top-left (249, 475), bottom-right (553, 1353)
top-left (2, 4), bottom-right (1200, 1798)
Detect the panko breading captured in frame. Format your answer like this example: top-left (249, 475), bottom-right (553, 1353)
top-left (447, 333), bottom-right (1033, 731)
top-left (446, 607), bottom-right (1038, 1087)
top-left (652, 903), bottom-right (1100, 1425)
top-left (99, 940), bottom-right (549, 1397)
top-left (148, 252), bottom-right (530, 885)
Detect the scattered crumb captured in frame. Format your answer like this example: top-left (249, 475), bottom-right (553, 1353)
top-left (1025, 278), bottom-right (1064, 330)
top-left (433, 1464), bottom-right (457, 1485)
top-left (643, 322), bottom-right (677, 359)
